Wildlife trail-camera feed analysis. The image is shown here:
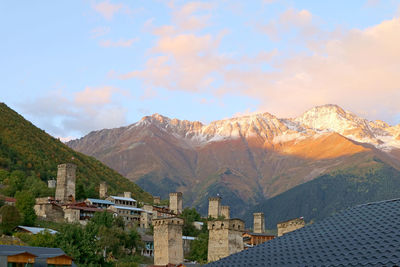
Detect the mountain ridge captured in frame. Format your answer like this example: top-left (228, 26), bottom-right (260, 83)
top-left (67, 104), bottom-right (400, 222)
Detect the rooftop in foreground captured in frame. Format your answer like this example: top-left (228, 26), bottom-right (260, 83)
top-left (206, 198), bottom-right (400, 266)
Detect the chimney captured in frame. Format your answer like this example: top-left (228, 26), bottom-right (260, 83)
top-left (124, 192), bottom-right (132, 199)
top-left (253, 212), bottom-right (265, 233)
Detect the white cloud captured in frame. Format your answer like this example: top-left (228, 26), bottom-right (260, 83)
top-left (91, 26), bottom-right (110, 38)
top-left (20, 86), bottom-right (129, 137)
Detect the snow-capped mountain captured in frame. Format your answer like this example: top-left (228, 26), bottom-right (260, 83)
top-left (67, 104), bottom-right (400, 220)
top-left (126, 104), bottom-right (400, 150)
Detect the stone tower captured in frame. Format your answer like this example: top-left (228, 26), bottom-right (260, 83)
top-left (207, 219), bottom-right (244, 262)
top-left (48, 179), bottom-right (56, 188)
top-left (55, 163), bottom-right (76, 203)
top-left (253, 212), bottom-right (265, 233)
top-left (208, 197), bottom-right (221, 218)
top-left (153, 196), bottom-right (161, 204)
top-left (277, 217), bottom-right (305, 237)
top-left (221, 206), bottom-right (230, 219)
top-left (99, 182), bottom-right (107, 199)
top-left (169, 192), bottom-right (183, 215)
top-left (153, 217), bottom-right (184, 266)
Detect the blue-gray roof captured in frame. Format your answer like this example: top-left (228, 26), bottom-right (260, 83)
top-left (86, 198), bottom-right (114, 205)
top-left (206, 198), bottom-right (400, 267)
top-left (17, 226), bottom-right (58, 235)
top-left (113, 205), bottom-right (143, 211)
top-left (110, 195), bottom-right (137, 202)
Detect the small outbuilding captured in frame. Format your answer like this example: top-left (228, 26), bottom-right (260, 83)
top-left (0, 245), bottom-right (76, 267)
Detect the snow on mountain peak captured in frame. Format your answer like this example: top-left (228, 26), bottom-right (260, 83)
top-left (133, 105), bottom-right (400, 150)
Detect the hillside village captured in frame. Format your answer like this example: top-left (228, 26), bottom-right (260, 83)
top-left (1, 162), bottom-right (306, 266)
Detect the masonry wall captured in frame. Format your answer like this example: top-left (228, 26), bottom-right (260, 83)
top-left (208, 197), bottom-right (221, 219)
top-left (64, 208), bottom-right (80, 223)
top-left (153, 218), bottom-right (184, 266)
top-left (34, 203), bottom-right (64, 222)
top-left (207, 219), bottom-right (244, 262)
top-left (221, 206), bottom-right (230, 219)
top-left (99, 182), bottom-right (107, 199)
top-left (169, 192), bottom-right (183, 215)
top-left (277, 217), bottom-right (305, 236)
top-left (55, 163), bottom-right (76, 203)
top-left (253, 212), bottom-right (265, 233)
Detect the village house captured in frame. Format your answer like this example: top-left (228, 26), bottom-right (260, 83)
top-left (84, 198), bottom-right (114, 209)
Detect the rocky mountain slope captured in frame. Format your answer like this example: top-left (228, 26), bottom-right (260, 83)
top-left (68, 104), bottom-right (400, 222)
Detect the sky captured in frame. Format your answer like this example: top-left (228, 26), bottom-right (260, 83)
top-left (1, 0), bottom-right (400, 140)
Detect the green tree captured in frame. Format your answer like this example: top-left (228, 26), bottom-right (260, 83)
top-left (179, 207), bottom-right (202, 236)
top-left (188, 232), bottom-right (208, 263)
top-left (15, 190), bottom-right (36, 226)
top-left (0, 205), bottom-right (21, 234)
top-left (3, 170), bottom-right (25, 196)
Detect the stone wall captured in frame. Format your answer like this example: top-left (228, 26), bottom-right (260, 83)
top-left (221, 206), bottom-right (230, 219)
top-left (34, 203), bottom-right (64, 222)
top-left (153, 217), bottom-right (184, 266)
top-left (207, 219), bottom-right (244, 262)
top-left (208, 197), bottom-right (221, 219)
top-left (55, 163), bottom-right (76, 203)
top-left (277, 217), bottom-right (305, 237)
top-left (153, 196), bottom-right (161, 204)
top-left (169, 192), bottom-right (183, 215)
top-left (99, 182), bottom-right (107, 199)
top-left (253, 212), bottom-right (265, 233)
top-left (48, 180), bottom-right (56, 188)
top-left (64, 208), bottom-right (80, 223)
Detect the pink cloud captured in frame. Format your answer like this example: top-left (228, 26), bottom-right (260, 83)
top-left (92, 1), bottom-right (123, 20)
top-left (74, 86), bottom-right (127, 105)
top-left (258, 8), bottom-right (319, 41)
top-left (99, 38), bottom-right (138, 47)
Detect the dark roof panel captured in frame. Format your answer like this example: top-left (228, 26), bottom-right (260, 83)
top-left (206, 198), bottom-right (400, 267)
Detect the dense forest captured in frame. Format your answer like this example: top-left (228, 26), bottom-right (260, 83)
top-left (249, 159), bottom-right (400, 228)
top-left (0, 103), bottom-right (152, 201)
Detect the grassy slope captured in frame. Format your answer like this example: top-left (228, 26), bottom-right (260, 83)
top-left (0, 103), bottom-right (152, 202)
top-left (248, 157), bottom-right (400, 229)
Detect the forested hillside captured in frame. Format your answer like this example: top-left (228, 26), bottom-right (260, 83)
top-left (0, 103), bottom-right (152, 201)
top-left (249, 158), bottom-right (400, 228)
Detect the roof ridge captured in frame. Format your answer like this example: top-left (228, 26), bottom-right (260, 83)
top-left (355, 198), bottom-right (400, 207)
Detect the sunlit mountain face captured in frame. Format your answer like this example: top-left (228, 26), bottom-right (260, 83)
top-left (68, 104), bottom-right (400, 223)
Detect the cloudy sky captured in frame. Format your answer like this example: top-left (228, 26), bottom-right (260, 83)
top-left (1, 0), bottom-right (400, 140)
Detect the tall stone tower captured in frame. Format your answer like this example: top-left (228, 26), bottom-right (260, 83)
top-left (208, 197), bottom-right (221, 218)
top-left (253, 212), bottom-right (265, 233)
top-left (99, 182), bottom-right (107, 199)
top-left (207, 219), bottom-right (244, 262)
top-left (169, 192), bottom-right (183, 215)
top-left (153, 217), bottom-right (184, 266)
top-left (221, 206), bottom-right (230, 219)
top-left (55, 163), bottom-right (76, 203)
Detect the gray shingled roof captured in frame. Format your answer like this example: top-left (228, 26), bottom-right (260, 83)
top-left (206, 198), bottom-right (400, 267)
top-left (0, 245), bottom-right (77, 267)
